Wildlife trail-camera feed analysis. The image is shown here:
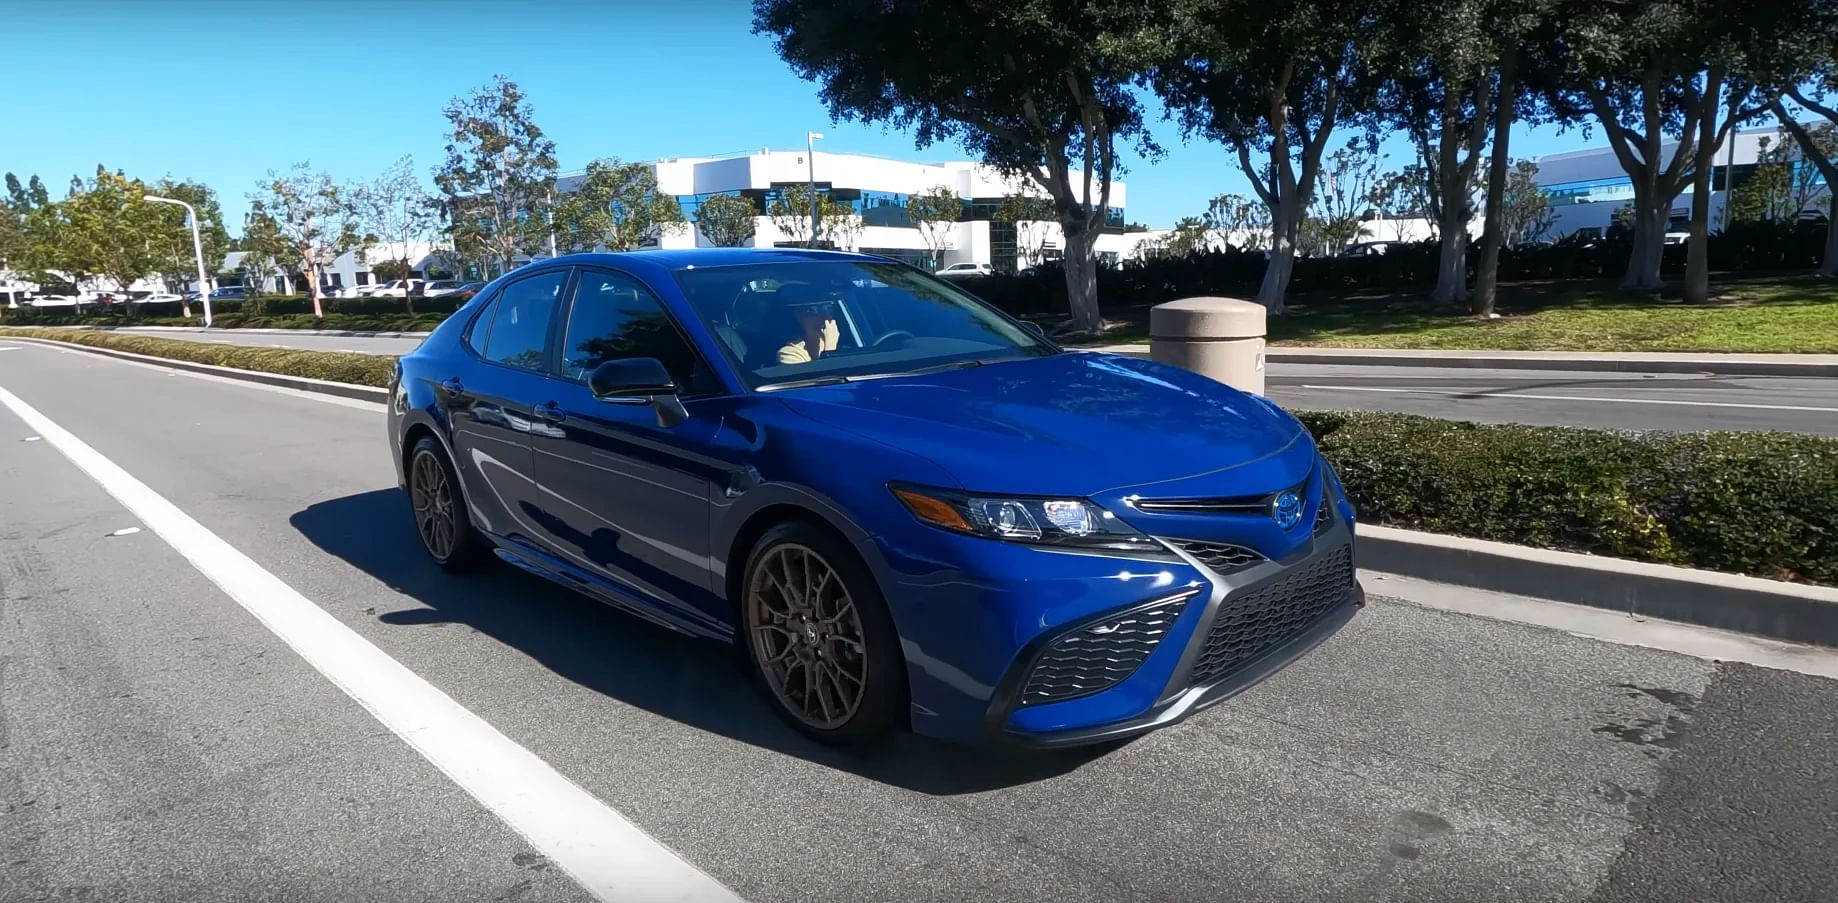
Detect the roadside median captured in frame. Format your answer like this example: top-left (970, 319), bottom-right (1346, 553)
top-left (6, 326), bottom-right (1833, 643)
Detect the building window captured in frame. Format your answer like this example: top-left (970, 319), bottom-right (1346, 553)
top-left (1545, 176), bottom-right (1636, 206)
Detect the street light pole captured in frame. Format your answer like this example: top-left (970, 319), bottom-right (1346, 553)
top-left (144, 194), bottom-right (213, 328)
top-left (807, 131), bottom-right (823, 247)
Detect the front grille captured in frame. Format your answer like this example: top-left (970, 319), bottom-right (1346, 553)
top-left (1171, 540), bottom-right (1265, 575)
top-left (1021, 596), bottom-right (1193, 704)
top-left (1189, 545), bottom-right (1354, 685)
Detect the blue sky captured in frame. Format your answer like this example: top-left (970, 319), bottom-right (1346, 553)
top-left (4, 0), bottom-right (1591, 231)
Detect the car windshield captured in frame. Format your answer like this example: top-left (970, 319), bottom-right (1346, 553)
top-left (673, 259), bottom-right (1055, 389)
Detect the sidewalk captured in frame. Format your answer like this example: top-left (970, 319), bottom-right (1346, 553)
top-left (1085, 343), bottom-right (1838, 377)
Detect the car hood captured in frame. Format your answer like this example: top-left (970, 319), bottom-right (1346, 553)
top-left (778, 352), bottom-right (1312, 497)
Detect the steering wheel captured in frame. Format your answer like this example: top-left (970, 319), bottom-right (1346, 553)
top-left (873, 329), bottom-right (915, 347)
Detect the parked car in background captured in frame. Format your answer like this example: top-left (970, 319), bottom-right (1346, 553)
top-left (419, 280), bottom-right (469, 298)
top-left (354, 283), bottom-right (388, 297)
top-left (450, 281), bottom-right (487, 301)
top-left (129, 292), bottom-right (184, 304)
top-left (30, 294), bottom-right (82, 307)
top-left (319, 284), bottom-right (357, 299)
top-left (182, 286), bottom-right (250, 302)
top-left (937, 262), bottom-right (995, 279)
top-left (369, 279), bottom-right (424, 298)
top-left (389, 249), bottom-right (1361, 747)
top-left (1340, 241), bottom-right (1402, 258)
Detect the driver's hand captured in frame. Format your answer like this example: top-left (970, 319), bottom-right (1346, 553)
top-left (821, 317), bottom-right (839, 351)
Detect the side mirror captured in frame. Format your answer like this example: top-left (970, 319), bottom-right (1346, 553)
top-left (587, 358), bottom-right (687, 428)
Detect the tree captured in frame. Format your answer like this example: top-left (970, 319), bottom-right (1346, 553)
top-left (61, 167), bottom-right (169, 311)
top-left (1542, 0), bottom-right (1828, 298)
top-left (756, 0), bottom-right (1159, 333)
top-left (1366, 168), bottom-right (1428, 240)
top-left (1152, 0), bottom-right (1379, 314)
top-left (356, 156), bottom-right (435, 313)
top-left (1495, 159), bottom-right (1556, 246)
top-left (1375, 0), bottom-right (1501, 303)
top-left (249, 163), bottom-right (361, 318)
top-left (1774, 59), bottom-right (1838, 274)
top-left (237, 211), bottom-right (285, 314)
top-left (906, 185), bottom-right (962, 268)
top-left (433, 76), bottom-right (558, 275)
top-left (555, 158), bottom-right (686, 254)
top-left (765, 184), bottom-right (854, 248)
top-left (146, 177), bottom-right (230, 316)
top-left (1310, 142), bottom-right (1379, 256)
top-left (1203, 193), bottom-right (1273, 250)
top-left (995, 193), bottom-right (1056, 267)
top-left (694, 193), bottom-right (759, 247)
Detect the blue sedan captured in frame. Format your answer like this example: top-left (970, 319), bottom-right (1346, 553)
top-left (387, 249), bottom-right (1362, 746)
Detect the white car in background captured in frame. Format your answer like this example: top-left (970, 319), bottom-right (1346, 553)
top-left (29, 294), bottom-right (82, 307)
top-left (130, 292), bottom-right (185, 304)
top-left (419, 280), bottom-right (469, 298)
top-left (936, 262), bottom-right (995, 279)
top-left (368, 279), bottom-right (424, 298)
top-left (318, 285), bottom-right (357, 299)
top-left (353, 283), bottom-right (387, 297)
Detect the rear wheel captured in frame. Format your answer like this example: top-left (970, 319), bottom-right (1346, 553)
top-left (408, 437), bottom-right (484, 570)
top-left (741, 522), bottom-right (903, 744)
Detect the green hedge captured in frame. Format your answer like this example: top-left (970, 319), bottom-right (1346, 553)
top-left (0, 328), bottom-right (397, 388)
top-left (1301, 411), bottom-right (1837, 586)
top-left (3, 327), bottom-right (1829, 585)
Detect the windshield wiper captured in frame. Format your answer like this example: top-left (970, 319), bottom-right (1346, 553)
top-left (759, 359), bottom-right (988, 392)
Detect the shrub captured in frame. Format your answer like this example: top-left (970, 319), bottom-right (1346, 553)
top-left (1299, 411), bottom-right (1837, 585)
top-left (0, 328), bottom-right (397, 388)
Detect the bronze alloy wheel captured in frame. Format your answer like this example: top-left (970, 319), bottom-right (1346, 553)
top-left (410, 448), bottom-right (459, 560)
top-left (746, 542), bottom-right (869, 730)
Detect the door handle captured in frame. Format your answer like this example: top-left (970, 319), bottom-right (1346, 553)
top-left (438, 377), bottom-right (463, 398)
top-left (532, 401), bottom-right (566, 423)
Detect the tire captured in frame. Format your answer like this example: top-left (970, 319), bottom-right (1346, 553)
top-left (406, 436), bottom-right (486, 571)
top-left (739, 521), bottom-right (905, 745)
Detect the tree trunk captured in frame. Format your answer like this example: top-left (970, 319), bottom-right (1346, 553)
top-left (1255, 197), bottom-right (1302, 315)
top-left (1474, 61), bottom-right (1517, 318)
top-left (1431, 222), bottom-right (1467, 303)
top-left (1062, 228), bottom-right (1101, 333)
top-left (1825, 193), bottom-right (1838, 277)
top-left (308, 262), bottom-right (325, 318)
top-left (1683, 146), bottom-right (1715, 304)
top-left (1622, 193), bottom-right (1667, 290)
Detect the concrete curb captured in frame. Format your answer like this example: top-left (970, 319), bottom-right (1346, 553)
top-left (1356, 523), bottom-right (1838, 646)
top-left (1085, 344), bottom-right (1838, 377)
top-left (0, 336), bottom-right (391, 404)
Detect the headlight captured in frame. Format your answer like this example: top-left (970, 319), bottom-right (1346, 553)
top-left (891, 484), bottom-right (1170, 556)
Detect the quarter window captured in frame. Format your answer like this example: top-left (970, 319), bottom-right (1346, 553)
top-left (482, 270), bottom-right (568, 372)
top-left (562, 270), bottom-right (714, 394)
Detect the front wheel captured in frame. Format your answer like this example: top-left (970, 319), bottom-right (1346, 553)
top-left (741, 522), bottom-right (904, 744)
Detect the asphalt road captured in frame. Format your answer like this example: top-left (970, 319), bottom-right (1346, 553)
top-left (111, 328), bottom-right (1838, 434)
top-left (4, 339), bottom-right (1838, 902)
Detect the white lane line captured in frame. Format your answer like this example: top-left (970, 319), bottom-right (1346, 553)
top-left (0, 384), bottom-right (742, 903)
top-left (1299, 383), bottom-right (1838, 414)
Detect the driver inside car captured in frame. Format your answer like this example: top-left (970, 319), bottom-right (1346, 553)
top-left (777, 289), bottom-right (843, 365)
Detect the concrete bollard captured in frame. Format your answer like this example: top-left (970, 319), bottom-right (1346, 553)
top-left (1149, 297), bottom-right (1268, 395)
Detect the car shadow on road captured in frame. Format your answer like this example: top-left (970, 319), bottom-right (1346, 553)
top-left (290, 489), bottom-right (1115, 796)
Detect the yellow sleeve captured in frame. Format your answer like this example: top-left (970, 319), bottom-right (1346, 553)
top-left (778, 341), bottom-right (811, 364)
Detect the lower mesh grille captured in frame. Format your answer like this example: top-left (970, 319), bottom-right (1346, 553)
top-left (1021, 597), bottom-right (1192, 704)
top-left (1171, 540), bottom-right (1265, 575)
top-left (1189, 545), bottom-right (1354, 685)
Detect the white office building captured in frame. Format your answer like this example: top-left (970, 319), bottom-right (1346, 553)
top-left (1534, 122), bottom-right (1832, 240)
top-left (558, 149), bottom-right (1148, 272)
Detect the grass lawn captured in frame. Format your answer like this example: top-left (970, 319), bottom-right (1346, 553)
top-left (1082, 277), bottom-right (1838, 354)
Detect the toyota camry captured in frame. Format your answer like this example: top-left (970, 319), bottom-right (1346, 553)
top-left (387, 249), bottom-right (1362, 746)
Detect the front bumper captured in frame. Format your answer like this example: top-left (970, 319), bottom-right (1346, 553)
top-left (979, 509), bottom-right (1364, 747)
